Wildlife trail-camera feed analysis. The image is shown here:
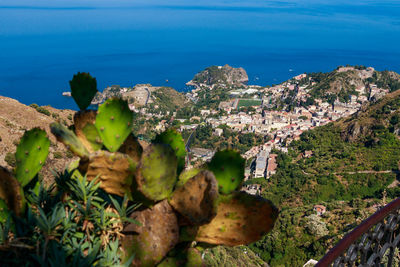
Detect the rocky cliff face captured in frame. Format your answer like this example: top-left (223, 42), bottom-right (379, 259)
top-left (190, 64), bottom-right (248, 87)
top-left (92, 84), bottom-right (188, 110)
top-left (337, 89), bottom-right (400, 142)
top-left (0, 96), bottom-right (76, 183)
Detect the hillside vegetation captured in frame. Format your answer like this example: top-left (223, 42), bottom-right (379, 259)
top-left (247, 90), bottom-right (400, 265)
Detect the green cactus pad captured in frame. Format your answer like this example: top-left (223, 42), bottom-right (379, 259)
top-left (156, 248), bottom-right (204, 267)
top-left (15, 128), bottom-right (50, 187)
top-left (74, 110), bottom-right (102, 152)
top-left (69, 72), bottom-right (98, 110)
top-left (135, 144), bottom-right (177, 201)
top-left (186, 248), bottom-right (205, 267)
top-left (122, 200), bottom-right (179, 267)
top-left (95, 98), bottom-right (133, 152)
top-left (0, 198), bottom-right (11, 224)
top-left (119, 134), bottom-right (143, 163)
top-left (154, 129), bottom-right (186, 174)
top-left (194, 191), bottom-right (279, 246)
top-left (86, 151), bottom-right (136, 197)
top-left (50, 122), bottom-right (89, 158)
top-left (0, 167), bottom-right (25, 216)
top-left (176, 168), bottom-right (203, 188)
top-left (169, 170), bottom-right (218, 226)
top-left (207, 150), bottom-right (245, 195)
top-left (157, 257), bottom-right (179, 267)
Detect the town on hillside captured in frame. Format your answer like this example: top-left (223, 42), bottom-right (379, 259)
top-left (89, 65), bottom-right (396, 195)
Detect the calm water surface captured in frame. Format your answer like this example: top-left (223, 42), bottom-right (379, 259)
top-left (0, 0), bottom-right (399, 109)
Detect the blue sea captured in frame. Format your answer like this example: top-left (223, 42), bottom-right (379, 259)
top-left (0, 0), bottom-right (399, 109)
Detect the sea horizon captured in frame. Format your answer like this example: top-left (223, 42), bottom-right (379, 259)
top-left (1, 0), bottom-right (399, 110)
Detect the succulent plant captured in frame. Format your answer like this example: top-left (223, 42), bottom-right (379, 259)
top-left (74, 110), bottom-right (102, 152)
top-left (122, 200), bottom-right (179, 267)
top-left (95, 98), bottom-right (133, 152)
top-left (192, 191), bottom-right (278, 246)
top-left (0, 167), bottom-right (25, 216)
top-left (0, 198), bottom-right (10, 224)
top-left (118, 134), bottom-right (143, 163)
top-left (156, 247), bottom-right (204, 267)
top-left (154, 129), bottom-right (186, 174)
top-left (207, 149), bottom-right (245, 195)
top-left (15, 128), bottom-right (50, 187)
top-left (176, 167), bottom-right (203, 188)
top-left (69, 72), bottom-right (98, 110)
top-left (86, 151), bottom-right (136, 197)
top-left (135, 144), bottom-right (177, 201)
top-left (169, 170), bottom-right (218, 225)
top-left (50, 122), bottom-right (89, 158)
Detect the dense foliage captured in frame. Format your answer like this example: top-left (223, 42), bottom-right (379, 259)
top-left (0, 171), bottom-right (138, 266)
top-left (182, 123), bottom-right (267, 154)
top-left (246, 119), bottom-right (400, 265)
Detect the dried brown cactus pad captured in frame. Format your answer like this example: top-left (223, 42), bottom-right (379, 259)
top-left (0, 167), bottom-right (24, 216)
top-left (118, 134), bottom-right (143, 162)
top-left (169, 170), bottom-right (219, 226)
top-left (121, 200), bottom-right (179, 267)
top-left (195, 191), bottom-right (279, 246)
top-left (86, 151), bottom-right (135, 196)
top-left (74, 110), bottom-right (101, 152)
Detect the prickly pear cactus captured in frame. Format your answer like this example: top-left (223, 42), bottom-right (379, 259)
top-left (15, 128), bottom-right (50, 187)
top-left (118, 134), bottom-right (143, 163)
top-left (193, 191), bottom-right (278, 246)
top-left (82, 124), bottom-right (103, 151)
top-left (154, 129), bottom-right (186, 174)
top-left (136, 144), bottom-right (177, 201)
top-left (50, 122), bottom-right (89, 158)
top-left (157, 257), bottom-right (179, 267)
top-left (169, 170), bottom-right (218, 225)
top-left (74, 110), bottom-right (102, 152)
top-left (0, 167), bottom-right (25, 216)
top-left (122, 200), bottom-right (179, 267)
top-left (156, 248), bottom-right (204, 267)
top-left (176, 168), bottom-right (203, 188)
top-left (69, 72), bottom-right (98, 110)
top-left (86, 151), bottom-right (136, 197)
top-left (95, 98), bottom-right (133, 152)
top-left (0, 198), bottom-right (10, 224)
top-left (207, 149), bottom-right (245, 195)
top-left (186, 248), bottom-right (205, 267)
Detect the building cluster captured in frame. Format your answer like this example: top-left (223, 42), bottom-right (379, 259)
top-left (125, 69), bottom-right (390, 195)
top-left (182, 70), bottom-right (391, 195)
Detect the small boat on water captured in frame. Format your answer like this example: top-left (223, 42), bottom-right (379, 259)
top-left (62, 92), bottom-right (71, 97)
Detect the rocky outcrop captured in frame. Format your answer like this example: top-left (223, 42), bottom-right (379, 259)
top-left (92, 85), bottom-right (123, 104)
top-left (92, 84), bottom-right (188, 111)
top-left (189, 64), bottom-right (248, 87)
top-left (338, 89), bottom-right (400, 142)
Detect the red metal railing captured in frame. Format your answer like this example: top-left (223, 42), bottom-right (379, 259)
top-left (316, 197), bottom-right (400, 266)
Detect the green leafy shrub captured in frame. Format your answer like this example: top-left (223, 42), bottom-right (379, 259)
top-left (36, 107), bottom-right (51, 116)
